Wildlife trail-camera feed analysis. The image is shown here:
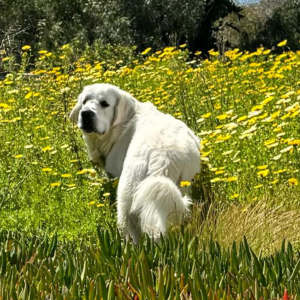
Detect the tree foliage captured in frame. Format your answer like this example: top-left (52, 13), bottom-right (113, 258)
top-left (0, 0), bottom-right (241, 58)
top-left (220, 0), bottom-right (300, 51)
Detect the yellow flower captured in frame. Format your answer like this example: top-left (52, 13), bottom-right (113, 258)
top-left (163, 46), bottom-right (176, 52)
top-left (61, 44), bottom-right (70, 50)
top-left (288, 178), bottom-right (298, 186)
top-left (277, 40), bottom-right (287, 47)
top-left (257, 165), bottom-right (268, 170)
top-left (141, 47), bottom-right (152, 55)
top-left (230, 193), bottom-right (239, 199)
top-left (25, 92), bottom-right (32, 99)
top-left (201, 150), bottom-right (211, 157)
top-left (61, 174), bottom-right (72, 178)
top-left (274, 169), bottom-right (286, 174)
top-left (97, 204), bottom-right (105, 207)
top-left (103, 193), bottom-right (110, 197)
top-left (89, 201), bottom-right (96, 206)
top-left (271, 179), bottom-right (279, 184)
top-left (216, 134), bottom-right (231, 142)
top-left (288, 140), bottom-right (300, 145)
top-left (208, 49), bottom-right (219, 56)
top-left (227, 177), bottom-right (238, 182)
top-left (22, 45), bottom-right (31, 50)
top-left (201, 112), bottom-right (212, 118)
top-left (180, 181), bottom-right (191, 187)
top-left (254, 184), bottom-right (263, 189)
top-left (215, 170), bottom-right (225, 175)
top-left (263, 49), bottom-right (271, 55)
top-left (210, 178), bottom-right (222, 183)
top-left (77, 169), bottom-right (88, 175)
top-left (0, 103), bottom-right (11, 108)
top-left (42, 146), bottom-right (52, 152)
top-left (257, 169), bottom-right (269, 177)
top-left (42, 168), bottom-right (52, 172)
top-left (51, 182), bottom-right (61, 187)
top-left (216, 114), bottom-right (227, 120)
top-left (14, 154), bottom-right (23, 159)
top-left (264, 139), bottom-right (276, 146)
top-left (78, 168), bottom-right (94, 175)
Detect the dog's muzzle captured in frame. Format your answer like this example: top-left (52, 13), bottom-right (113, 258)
top-left (80, 109), bottom-right (96, 133)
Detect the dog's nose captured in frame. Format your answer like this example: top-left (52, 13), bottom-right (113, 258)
top-left (80, 110), bottom-right (96, 133)
top-left (81, 110), bottom-right (95, 120)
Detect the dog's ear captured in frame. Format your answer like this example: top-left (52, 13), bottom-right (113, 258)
top-left (113, 90), bottom-right (136, 127)
top-left (69, 92), bottom-right (84, 124)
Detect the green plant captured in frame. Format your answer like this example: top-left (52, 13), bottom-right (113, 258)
top-left (1, 229), bottom-right (300, 299)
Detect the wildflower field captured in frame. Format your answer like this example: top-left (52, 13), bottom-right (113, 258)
top-left (1, 42), bottom-right (300, 298)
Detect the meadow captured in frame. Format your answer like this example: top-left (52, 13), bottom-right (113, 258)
top-left (1, 42), bottom-right (300, 298)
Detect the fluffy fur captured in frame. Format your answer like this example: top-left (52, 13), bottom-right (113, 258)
top-left (70, 83), bottom-right (200, 243)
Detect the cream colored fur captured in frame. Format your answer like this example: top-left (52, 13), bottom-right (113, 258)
top-left (70, 83), bottom-right (200, 243)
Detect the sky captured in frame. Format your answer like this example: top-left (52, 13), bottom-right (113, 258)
top-left (236, 0), bottom-right (261, 3)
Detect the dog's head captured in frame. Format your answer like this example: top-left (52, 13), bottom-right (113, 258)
top-left (70, 83), bottom-right (136, 135)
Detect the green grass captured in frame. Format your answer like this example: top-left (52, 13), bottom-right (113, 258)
top-left (1, 43), bottom-right (300, 297)
top-left (1, 45), bottom-right (300, 238)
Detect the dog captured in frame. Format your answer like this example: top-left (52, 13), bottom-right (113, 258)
top-left (70, 83), bottom-right (200, 243)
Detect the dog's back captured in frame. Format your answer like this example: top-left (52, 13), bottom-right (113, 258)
top-left (117, 102), bottom-right (200, 243)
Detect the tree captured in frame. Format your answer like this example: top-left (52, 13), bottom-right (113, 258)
top-left (122, 0), bottom-right (242, 54)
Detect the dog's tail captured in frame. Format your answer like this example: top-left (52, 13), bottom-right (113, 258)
top-left (130, 176), bottom-right (191, 240)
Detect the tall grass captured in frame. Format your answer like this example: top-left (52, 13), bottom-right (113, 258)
top-left (1, 43), bottom-right (300, 241)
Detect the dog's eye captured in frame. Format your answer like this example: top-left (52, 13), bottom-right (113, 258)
top-left (100, 100), bottom-right (109, 108)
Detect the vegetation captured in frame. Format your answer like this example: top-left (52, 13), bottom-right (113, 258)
top-left (0, 0), bottom-right (241, 63)
top-left (2, 0), bottom-right (300, 63)
top-left (1, 41), bottom-right (300, 297)
top-left (220, 0), bottom-right (300, 52)
top-left (1, 228), bottom-right (300, 299)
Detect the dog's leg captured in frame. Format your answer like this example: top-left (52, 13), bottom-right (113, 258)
top-left (116, 158), bottom-right (149, 244)
top-left (116, 180), bottom-right (134, 241)
top-left (128, 214), bottom-right (141, 244)
top-left (117, 199), bottom-right (130, 236)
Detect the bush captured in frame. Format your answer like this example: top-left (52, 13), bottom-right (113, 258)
top-left (219, 0), bottom-right (300, 52)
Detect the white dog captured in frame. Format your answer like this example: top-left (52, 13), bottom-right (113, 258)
top-left (70, 83), bottom-right (200, 243)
